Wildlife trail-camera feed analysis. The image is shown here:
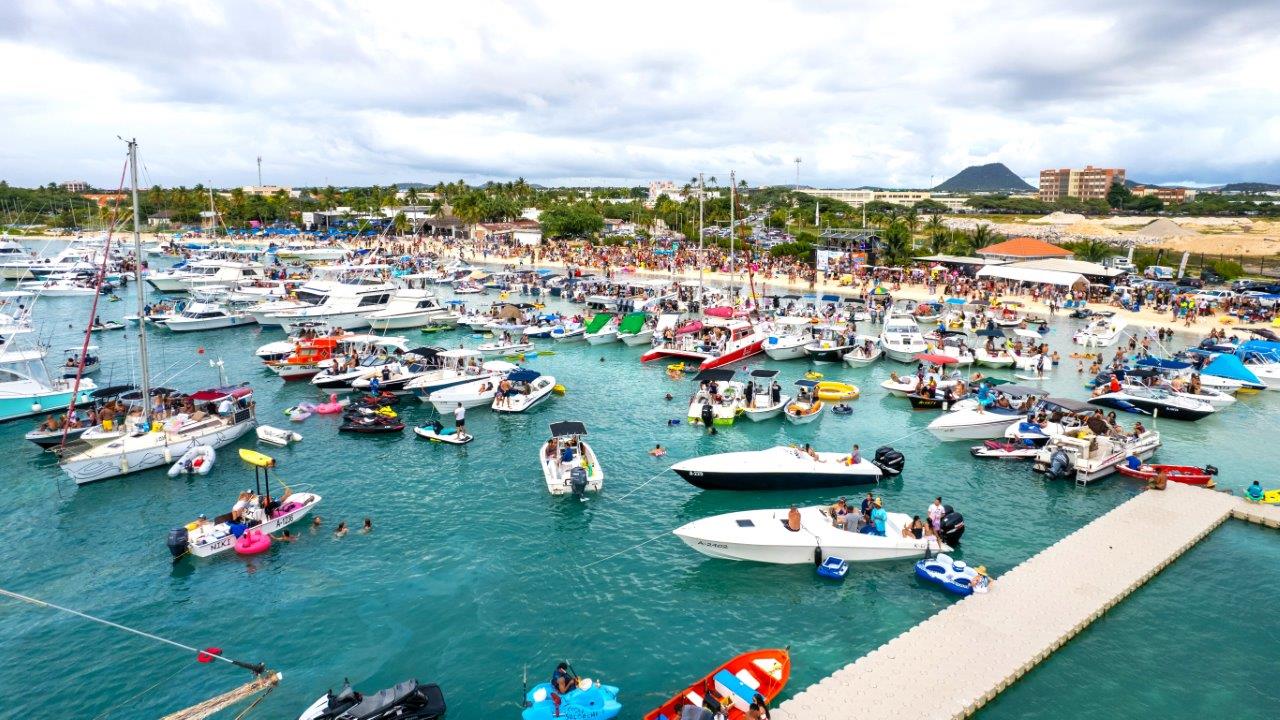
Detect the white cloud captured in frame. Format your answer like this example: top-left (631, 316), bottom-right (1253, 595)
top-left (1, 0), bottom-right (1279, 188)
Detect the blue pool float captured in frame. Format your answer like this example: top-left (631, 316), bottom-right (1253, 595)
top-left (914, 553), bottom-right (982, 596)
top-left (817, 556), bottom-right (849, 579)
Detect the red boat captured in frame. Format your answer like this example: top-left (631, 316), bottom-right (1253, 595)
top-left (1115, 463), bottom-right (1217, 487)
top-left (644, 648), bottom-right (790, 720)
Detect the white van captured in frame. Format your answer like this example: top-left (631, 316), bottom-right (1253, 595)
top-left (1143, 265), bottom-right (1174, 280)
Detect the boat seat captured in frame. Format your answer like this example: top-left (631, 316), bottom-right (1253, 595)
top-left (713, 669), bottom-right (756, 712)
top-left (685, 690), bottom-right (703, 707)
top-left (734, 669), bottom-right (761, 690)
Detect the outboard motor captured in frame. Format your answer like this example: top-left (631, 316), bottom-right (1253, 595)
top-left (569, 467), bottom-right (588, 500)
top-left (700, 402), bottom-right (714, 427)
top-left (1205, 464), bottom-right (1219, 476)
top-left (1048, 448), bottom-right (1072, 481)
top-left (166, 527), bottom-right (189, 558)
top-left (939, 506), bottom-right (965, 548)
top-left (872, 446), bottom-right (905, 476)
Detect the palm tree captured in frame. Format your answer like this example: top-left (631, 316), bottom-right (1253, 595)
top-left (1070, 239), bottom-right (1111, 263)
top-left (924, 214), bottom-right (945, 254)
top-left (392, 212), bottom-right (410, 236)
top-left (879, 218), bottom-right (912, 266)
top-left (948, 229), bottom-right (975, 256)
top-left (971, 223), bottom-right (997, 250)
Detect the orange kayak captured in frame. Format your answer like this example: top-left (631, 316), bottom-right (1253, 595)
top-left (644, 648), bottom-right (790, 720)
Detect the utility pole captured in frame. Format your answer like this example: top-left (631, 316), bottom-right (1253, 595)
top-left (794, 157), bottom-right (801, 191)
top-left (257, 155), bottom-right (263, 187)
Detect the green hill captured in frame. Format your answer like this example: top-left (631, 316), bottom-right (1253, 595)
top-left (932, 163), bottom-right (1034, 193)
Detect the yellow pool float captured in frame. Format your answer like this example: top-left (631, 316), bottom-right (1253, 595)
top-left (804, 370), bottom-right (824, 380)
top-left (815, 381), bottom-right (859, 402)
top-left (667, 362), bottom-right (686, 373)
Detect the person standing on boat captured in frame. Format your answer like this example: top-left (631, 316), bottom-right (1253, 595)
top-left (870, 498), bottom-right (887, 536)
top-left (770, 380), bottom-right (781, 405)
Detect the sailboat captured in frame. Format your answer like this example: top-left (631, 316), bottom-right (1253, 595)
top-left (58, 140), bottom-right (258, 485)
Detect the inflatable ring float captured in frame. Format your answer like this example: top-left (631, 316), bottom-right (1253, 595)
top-left (667, 362), bottom-right (686, 373)
top-left (804, 371), bottom-right (824, 380)
top-left (815, 381), bottom-right (859, 401)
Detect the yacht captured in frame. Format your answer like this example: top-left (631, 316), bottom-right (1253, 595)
top-left (365, 290), bottom-right (452, 331)
top-left (879, 313), bottom-right (929, 363)
top-left (926, 385), bottom-right (1049, 441)
top-left (275, 242), bottom-right (349, 263)
top-left (763, 317), bottom-right (813, 360)
top-left (245, 297), bottom-right (313, 326)
top-left (266, 280), bottom-right (395, 331)
top-left (640, 312), bottom-right (766, 371)
top-left (17, 274), bottom-right (99, 297)
top-left (145, 259), bottom-right (267, 293)
top-left (1072, 314), bottom-right (1126, 347)
top-left (405, 349), bottom-right (512, 400)
top-left (162, 302), bottom-right (256, 332)
top-left (0, 343), bottom-right (97, 422)
top-left (0, 241), bottom-right (102, 280)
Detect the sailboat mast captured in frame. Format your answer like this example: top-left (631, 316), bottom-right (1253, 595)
top-left (128, 140), bottom-right (152, 424)
top-left (208, 187), bottom-right (217, 238)
top-left (697, 173), bottom-right (704, 311)
top-left (729, 169), bottom-right (736, 295)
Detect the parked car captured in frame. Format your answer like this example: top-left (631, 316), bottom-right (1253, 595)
top-left (1175, 277), bottom-right (1205, 289)
top-left (1194, 289), bottom-right (1235, 306)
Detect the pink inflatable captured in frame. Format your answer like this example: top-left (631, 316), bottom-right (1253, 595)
top-left (315, 393), bottom-right (345, 414)
top-left (234, 529), bottom-right (272, 555)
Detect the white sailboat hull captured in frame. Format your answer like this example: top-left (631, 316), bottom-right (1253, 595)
top-left (61, 419), bottom-right (256, 485)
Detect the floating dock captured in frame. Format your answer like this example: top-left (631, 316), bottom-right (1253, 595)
top-left (774, 484), bottom-right (1280, 719)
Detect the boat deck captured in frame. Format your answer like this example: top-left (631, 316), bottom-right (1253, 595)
top-left (773, 485), bottom-right (1280, 719)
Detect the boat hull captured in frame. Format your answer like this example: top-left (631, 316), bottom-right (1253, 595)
top-left (0, 387), bottom-right (96, 423)
top-left (60, 420), bottom-right (256, 485)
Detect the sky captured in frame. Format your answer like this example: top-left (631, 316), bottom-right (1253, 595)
top-left (2, 0), bottom-right (1279, 190)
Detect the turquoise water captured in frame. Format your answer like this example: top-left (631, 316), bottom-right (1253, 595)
top-left (1, 274), bottom-right (1278, 718)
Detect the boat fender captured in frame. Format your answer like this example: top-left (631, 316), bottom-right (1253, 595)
top-left (813, 546), bottom-right (823, 567)
top-left (166, 527), bottom-right (189, 558)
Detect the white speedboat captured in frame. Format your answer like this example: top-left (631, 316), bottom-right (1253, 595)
top-left (550, 323), bottom-right (585, 342)
top-left (540, 421), bottom-right (603, 496)
top-left (405, 350), bottom-right (510, 400)
top-left (426, 365), bottom-right (516, 411)
top-left (880, 374), bottom-right (957, 398)
top-left (926, 386), bottom-right (1048, 441)
top-left (880, 314), bottom-right (928, 363)
top-left (0, 344), bottom-right (98, 422)
top-left (673, 505), bottom-right (947, 564)
top-left (616, 312), bottom-right (654, 346)
top-left (842, 336), bottom-right (883, 366)
top-left (162, 302), bottom-right (256, 332)
top-left (975, 344), bottom-right (1015, 368)
top-left (18, 276), bottom-right (98, 297)
top-left (686, 369), bottom-right (746, 426)
top-left (1088, 387), bottom-right (1216, 421)
top-left (784, 380), bottom-right (824, 425)
top-left (804, 324), bottom-right (859, 363)
top-left (1073, 314), bottom-right (1126, 346)
top-left (476, 340), bottom-right (533, 357)
top-left (584, 312), bottom-right (620, 345)
top-left (492, 370), bottom-right (556, 413)
top-left (267, 281), bottom-right (395, 331)
top-left (741, 369), bottom-right (788, 421)
top-left (350, 347), bottom-right (446, 394)
top-left (763, 317), bottom-right (814, 361)
top-left (641, 314), bottom-right (766, 372)
top-left (60, 346), bottom-right (100, 377)
top-left (1033, 430), bottom-right (1161, 484)
top-left (365, 290), bottom-right (449, 330)
top-left (671, 446), bottom-right (887, 490)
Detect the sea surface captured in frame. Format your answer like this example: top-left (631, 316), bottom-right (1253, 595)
top-left (1, 258), bottom-right (1277, 718)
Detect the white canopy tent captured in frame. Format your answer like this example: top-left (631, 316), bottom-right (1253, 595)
top-left (976, 265), bottom-right (1089, 290)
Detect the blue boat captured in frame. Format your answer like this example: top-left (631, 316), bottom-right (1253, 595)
top-left (0, 345), bottom-right (97, 422)
top-left (522, 679), bottom-right (621, 720)
top-left (914, 553), bottom-right (981, 596)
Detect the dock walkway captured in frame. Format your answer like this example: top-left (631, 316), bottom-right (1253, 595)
top-left (774, 485), bottom-right (1280, 719)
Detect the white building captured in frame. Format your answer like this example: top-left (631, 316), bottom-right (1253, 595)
top-left (648, 181), bottom-right (686, 204)
top-left (805, 188), bottom-right (938, 207)
top-left (514, 229), bottom-right (543, 246)
top-left (240, 185), bottom-right (301, 199)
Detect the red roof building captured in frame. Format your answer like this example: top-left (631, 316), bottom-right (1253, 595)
top-left (976, 237), bottom-right (1073, 261)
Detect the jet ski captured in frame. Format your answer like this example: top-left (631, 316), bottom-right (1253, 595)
top-left (298, 679), bottom-right (445, 720)
top-left (969, 437), bottom-right (1040, 460)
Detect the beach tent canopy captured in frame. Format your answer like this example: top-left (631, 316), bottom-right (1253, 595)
top-left (976, 265), bottom-right (1089, 290)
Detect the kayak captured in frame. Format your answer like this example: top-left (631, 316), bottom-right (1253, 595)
top-left (1115, 463), bottom-right (1217, 487)
top-left (643, 648), bottom-right (790, 720)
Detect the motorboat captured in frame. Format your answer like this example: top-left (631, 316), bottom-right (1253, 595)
top-left (540, 421), bottom-right (603, 497)
top-left (59, 384), bottom-right (258, 484)
top-left (60, 346), bottom-right (100, 377)
top-left (1115, 462), bottom-right (1217, 487)
top-left (1088, 387), bottom-right (1216, 421)
top-left (741, 369), bottom-right (789, 421)
top-left (672, 445), bottom-right (902, 490)
top-left (1002, 396), bottom-right (1095, 444)
top-left (166, 449), bottom-right (320, 558)
top-left (298, 679), bottom-right (446, 720)
top-left (476, 339), bottom-right (534, 357)
top-left (245, 297), bottom-right (312, 326)
top-left (266, 336), bottom-right (340, 380)
top-left (986, 302), bottom-right (1026, 328)
top-left (1032, 429), bottom-right (1161, 484)
top-left (803, 323), bottom-right (859, 363)
top-left (426, 365), bottom-right (517, 412)
top-left (641, 312), bottom-right (766, 371)
top-left (925, 384), bottom-right (1048, 441)
top-left (1073, 313), bottom-right (1126, 346)
top-left (413, 422), bottom-right (473, 444)
top-left (880, 373), bottom-right (957, 398)
top-left (842, 335), bottom-right (883, 366)
top-left (974, 330), bottom-right (1015, 367)
top-left (350, 347), bottom-right (447, 394)
top-left (969, 437), bottom-right (1041, 460)
top-left (673, 505), bottom-right (949, 564)
top-left (18, 275), bottom-right (98, 297)
top-left (784, 380), bottom-right (824, 425)
top-left (405, 349), bottom-right (512, 400)
top-left (267, 280), bottom-right (396, 331)
top-left (0, 241), bottom-right (102, 280)
top-left (879, 313), bottom-right (929, 362)
top-left (642, 649), bottom-right (789, 720)
top-left (275, 242), bottom-right (350, 264)
top-left (309, 336), bottom-right (411, 390)
top-left (492, 369), bottom-right (557, 413)
top-left (550, 322), bottom-right (585, 342)
top-left (523, 677), bottom-right (620, 720)
top-left (0, 343), bottom-right (97, 422)
top-left (365, 290), bottom-right (451, 330)
top-left (162, 302), bottom-right (256, 332)
top-left (925, 331), bottom-right (976, 366)
top-left (615, 311), bottom-right (653, 346)
top-left (686, 368), bottom-right (746, 426)
top-left (146, 259), bottom-right (268, 293)
top-left (583, 312), bottom-right (620, 345)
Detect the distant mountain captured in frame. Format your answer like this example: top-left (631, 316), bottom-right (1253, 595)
top-left (932, 163), bottom-right (1034, 193)
top-left (1221, 182), bottom-right (1280, 193)
top-left (395, 182), bottom-right (432, 190)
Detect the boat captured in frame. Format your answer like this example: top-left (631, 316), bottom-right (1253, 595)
top-left (365, 289), bottom-right (451, 330)
top-left (925, 385), bottom-right (1047, 441)
top-left (879, 313), bottom-right (929, 363)
top-left (413, 423), bottom-right (473, 444)
top-left (550, 322), bottom-right (585, 342)
top-left (493, 369), bottom-right (556, 413)
top-left (17, 276), bottom-right (98, 297)
top-left (671, 445), bottom-right (902, 490)
top-left (686, 368), bottom-right (746, 426)
top-left (1088, 387), bottom-right (1216, 421)
top-left (298, 679), bottom-right (446, 720)
top-left (640, 313), bottom-right (766, 371)
top-left (1073, 313), bottom-right (1126, 346)
top-left (914, 553), bottom-right (983, 596)
top-left (741, 369), bottom-right (789, 422)
top-left (523, 677), bottom-right (620, 720)
top-left (338, 409), bottom-right (405, 433)
top-left (310, 337), bottom-right (411, 390)
top-left (642, 649), bottom-right (789, 720)
top-left (540, 420), bottom-right (603, 496)
top-left (266, 280), bottom-right (396, 331)
top-left (350, 347), bottom-right (448, 394)
top-left (975, 342), bottom-right (1015, 368)
top-left (842, 335), bottom-right (883, 366)
top-left (60, 346), bottom-right (100, 377)
top-left (0, 240), bottom-right (102, 280)
top-left (476, 339), bottom-right (534, 357)
top-left (245, 297), bottom-right (313, 326)
top-left (256, 425), bottom-right (302, 447)
top-left (405, 349), bottom-right (514, 400)
top-left (925, 331), bottom-right (976, 366)
top-left (615, 311), bottom-right (653, 346)
top-left (803, 324), bottom-right (859, 363)
top-left (165, 449), bottom-right (320, 559)
top-left (266, 336), bottom-right (340, 381)
top-left (969, 437), bottom-right (1041, 460)
top-left (673, 505), bottom-right (949, 564)
top-left (583, 312), bottom-right (620, 345)
top-left (162, 301), bottom-right (256, 332)
top-left (880, 374), bottom-right (958, 398)
top-left (167, 445), bottom-right (215, 477)
top-left (784, 379), bottom-right (823, 424)
top-left (0, 342), bottom-right (97, 422)
top-left (761, 317), bottom-right (812, 360)
top-left (1032, 429), bottom-right (1162, 484)
top-left (1115, 462), bottom-right (1218, 487)
top-left (145, 258), bottom-right (267, 293)
top-left (427, 369), bottom-right (515, 412)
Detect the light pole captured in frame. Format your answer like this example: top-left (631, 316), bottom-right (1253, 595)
top-left (794, 157), bottom-right (801, 191)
